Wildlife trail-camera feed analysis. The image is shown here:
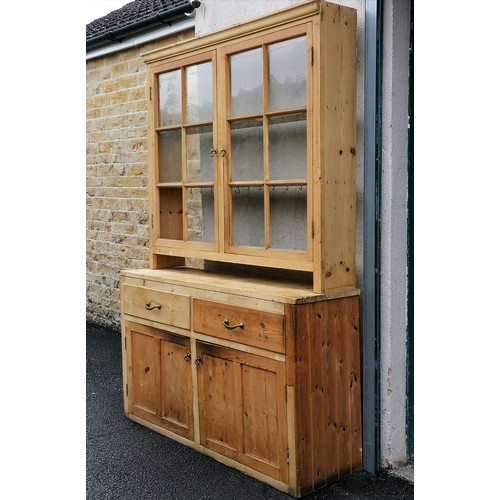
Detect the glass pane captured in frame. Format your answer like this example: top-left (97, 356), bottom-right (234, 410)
top-left (187, 187), bottom-right (214, 243)
top-left (231, 186), bottom-right (264, 247)
top-left (230, 119), bottom-right (263, 181)
top-left (186, 126), bottom-right (213, 183)
top-left (270, 185), bottom-right (307, 251)
top-left (159, 70), bottom-right (181, 127)
top-left (186, 62), bottom-right (213, 123)
top-left (230, 48), bottom-right (263, 116)
top-left (269, 113), bottom-right (307, 180)
top-left (158, 129), bottom-right (182, 183)
top-left (268, 36), bottom-right (307, 111)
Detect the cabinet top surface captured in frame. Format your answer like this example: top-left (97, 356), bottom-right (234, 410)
top-left (121, 268), bottom-right (359, 304)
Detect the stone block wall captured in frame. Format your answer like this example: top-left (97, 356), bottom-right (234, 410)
top-left (86, 29), bottom-right (194, 331)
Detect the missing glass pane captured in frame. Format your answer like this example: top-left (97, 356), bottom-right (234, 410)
top-left (186, 187), bottom-right (214, 243)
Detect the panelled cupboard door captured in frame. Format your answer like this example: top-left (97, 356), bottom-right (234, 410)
top-left (126, 322), bottom-right (194, 440)
top-left (196, 342), bottom-right (288, 483)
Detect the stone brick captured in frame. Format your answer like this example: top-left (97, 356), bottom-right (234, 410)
top-left (109, 90), bottom-right (128, 105)
top-left (117, 74), bottom-right (138, 89)
top-left (111, 61), bottom-right (128, 77)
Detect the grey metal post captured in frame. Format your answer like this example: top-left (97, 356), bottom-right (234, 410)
top-left (363, 0), bottom-right (382, 474)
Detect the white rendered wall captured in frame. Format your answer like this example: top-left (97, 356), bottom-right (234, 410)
top-left (379, 0), bottom-right (410, 468)
top-left (195, 0), bottom-right (306, 35)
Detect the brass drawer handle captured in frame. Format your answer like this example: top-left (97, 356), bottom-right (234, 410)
top-left (145, 301), bottom-right (161, 310)
top-left (223, 318), bottom-right (244, 330)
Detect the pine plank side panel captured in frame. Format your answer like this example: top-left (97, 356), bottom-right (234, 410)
top-left (293, 303), bottom-right (314, 496)
top-left (314, 3), bottom-right (357, 293)
top-left (293, 296), bottom-right (361, 496)
top-left (284, 304), bottom-right (298, 494)
top-left (310, 301), bottom-right (332, 488)
top-left (336, 298), bottom-right (352, 474)
top-left (348, 297), bottom-right (362, 468)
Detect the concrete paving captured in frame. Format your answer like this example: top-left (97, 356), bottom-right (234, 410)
top-left (87, 322), bottom-right (414, 499)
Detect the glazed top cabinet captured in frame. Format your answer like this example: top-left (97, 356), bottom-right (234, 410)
top-left (142, 0), bottom-right (357, 293)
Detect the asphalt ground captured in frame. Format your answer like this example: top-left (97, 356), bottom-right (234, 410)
top-left (87, 322), bottom-right (414, 499)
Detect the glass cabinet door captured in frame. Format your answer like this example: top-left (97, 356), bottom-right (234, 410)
top-left (151, 27), bottom-right (313, 265)
top-left (225, 33), bottom-right (309, 254)
top-left (155, 55), bottom-right (216, 246)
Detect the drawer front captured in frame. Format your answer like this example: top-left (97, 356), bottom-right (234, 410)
top-left (193, 299), bottom-right (284, 353)
top-left (121, 284), bottom-right (191, 330)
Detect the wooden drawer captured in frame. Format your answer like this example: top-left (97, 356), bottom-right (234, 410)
top-left (193, 299), bottom-right (284, 353)
top-left (121, 284), bottom-right (191, 330)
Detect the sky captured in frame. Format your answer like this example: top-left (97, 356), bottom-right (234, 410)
top-left (86, 0), bottom-right (131, 24)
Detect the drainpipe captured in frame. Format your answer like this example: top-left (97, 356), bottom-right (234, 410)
top-left (406, 0), bottom-right (414, 460)
top-left (363, 0), bottom-right (383, 474)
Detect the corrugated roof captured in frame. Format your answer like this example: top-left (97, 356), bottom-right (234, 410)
top-left (86, 0), bottom-right (190, 41)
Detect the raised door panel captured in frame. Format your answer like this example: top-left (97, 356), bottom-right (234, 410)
top-left (160, 334), bottom-right (194, 440)
top-left (196, 342), bottom-right (240, 461)
top-left (196, 342), bottom-right (288, 483)
top-left (240, 360), bottom-right (287, 482)
top-left (128, 322), bottom-right (161, 421)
